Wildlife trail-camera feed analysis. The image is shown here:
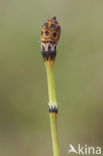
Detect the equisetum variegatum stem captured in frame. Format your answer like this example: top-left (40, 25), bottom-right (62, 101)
top-left (40, 17), bottom-right (61, 156)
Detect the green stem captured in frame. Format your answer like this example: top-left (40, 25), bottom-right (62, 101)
top-left (50, 113), bottom-right (60, 156)
top-left (45, 63), bottom-right (60, 156)
top-left (46, 64), bottom-right (56, 105)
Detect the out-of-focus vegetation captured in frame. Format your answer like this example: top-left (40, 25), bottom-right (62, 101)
top-left (0, 0), bottom-right (103, 156)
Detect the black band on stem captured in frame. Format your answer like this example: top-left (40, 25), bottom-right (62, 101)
top-left (42, 51), bottom-right (56, 60)
top-left (49, 105), bottom-right (58, 113)
top-left (41, 42), bottom-right (57, 60)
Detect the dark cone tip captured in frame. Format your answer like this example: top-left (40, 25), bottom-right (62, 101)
top-left (52, 16), bottom-right (56, 20)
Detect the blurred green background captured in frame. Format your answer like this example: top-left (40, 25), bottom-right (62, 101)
top-left (0, 0), bottom-right (103, 155)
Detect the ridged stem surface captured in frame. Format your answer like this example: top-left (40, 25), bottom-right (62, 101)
top-left (45, 61), bottom-right (60, 156)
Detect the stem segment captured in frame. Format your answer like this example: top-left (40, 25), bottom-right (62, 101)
top-left (45, 60), bottom-right (60, 156)
top-left (49, 113), bottom-right (60, 156)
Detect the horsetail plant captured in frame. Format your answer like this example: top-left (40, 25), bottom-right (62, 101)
top-left (40, 17), bottom-right (61, 156)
